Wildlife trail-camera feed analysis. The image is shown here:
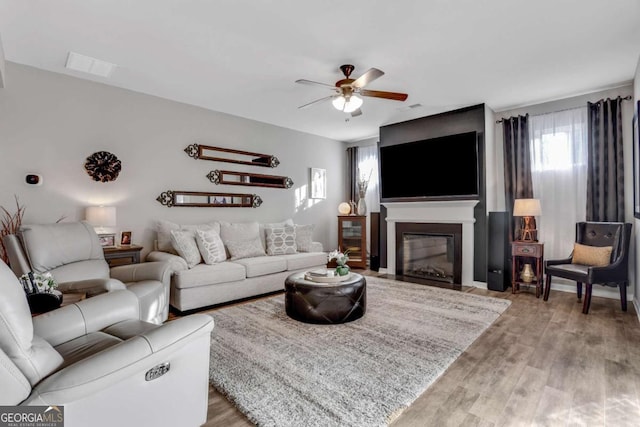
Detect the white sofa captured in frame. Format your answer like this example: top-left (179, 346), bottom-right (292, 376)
top-left (147, 219), bottom-right (326, 313)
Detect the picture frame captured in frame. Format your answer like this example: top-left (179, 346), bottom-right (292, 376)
top-left (120, 231), bottom-right (132, 246)
top-left (633, 100), bottom-right (640, 219)
top-left (98, 233), bottom-right (117, 248)
top-left (310, 167), bottom-right (326, 199)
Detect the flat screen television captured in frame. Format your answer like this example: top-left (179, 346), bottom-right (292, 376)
top-left (379, 131), bottom-right (479, 201)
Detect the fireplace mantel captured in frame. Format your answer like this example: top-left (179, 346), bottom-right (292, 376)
top-left (382, 200), bottom-right (479, 286)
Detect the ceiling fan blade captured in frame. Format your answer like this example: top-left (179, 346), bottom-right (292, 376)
top-left (295, 79), bottom-right (336, 89)
top-left (351, 108), bottom-right (363, 117)
top-left (298, 95), bottom-right (336, 109)
top-left (351, 68), bottom-right (384, 88)
top-left (360, 89), bottom-right (408, 101)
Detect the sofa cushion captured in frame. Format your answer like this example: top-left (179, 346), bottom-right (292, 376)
top-left (294, 224), bottom-right (315, 252)
top-left (265, 225), bottom-right (297, 255)
top-left (195, 229), bottom-right (226, 265)
top-left (172, 262), bottom-right (247, 289)
top-left (282, 252), bottom-right (328, 271)
top-left (170, 230), bottom-right (201, 268)
top-left (232, 256), bottom-right (287, 278)
top-left (157, 220), bottom-right (220, 254)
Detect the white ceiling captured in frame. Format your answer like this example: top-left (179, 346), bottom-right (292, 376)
top-left (1, 0), bottom-right (639, 142)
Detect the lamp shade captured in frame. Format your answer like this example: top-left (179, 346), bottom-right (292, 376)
top-left (85, 206), bottom-right (116, 227)
top-left (513, 199), bottom-right (541, 217)
top-left (332, 95), bottom-right (363, 113)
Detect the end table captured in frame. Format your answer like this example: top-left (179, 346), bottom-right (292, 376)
top-left (103, 245), bottom-right (143, 267)
top-left (511, 241), bottom-right (544, 298)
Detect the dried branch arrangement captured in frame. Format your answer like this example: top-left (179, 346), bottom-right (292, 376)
top-left (1, 195), bottom-right (26, 265)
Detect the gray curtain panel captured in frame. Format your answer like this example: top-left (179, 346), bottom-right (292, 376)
top-left (502, 114), bottom-right (534, 239)
top-left (587, 97), bottom-right (625, 222)
top-left (346, 146), bottom-right (358, 204)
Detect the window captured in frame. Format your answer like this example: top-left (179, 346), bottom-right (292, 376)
top-left (531, 126), bottom-right (586, 172)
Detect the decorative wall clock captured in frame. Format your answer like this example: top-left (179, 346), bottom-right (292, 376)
top-left (84, 151), bottom-right (122, 182)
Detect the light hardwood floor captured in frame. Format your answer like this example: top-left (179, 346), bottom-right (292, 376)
top-left (196, 273), bottom-right (640, 427)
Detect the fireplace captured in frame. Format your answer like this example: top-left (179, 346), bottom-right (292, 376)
top-left (382, 200), bottom-right (477, 288)
top-left (396, 222), bottom-right (462, 289)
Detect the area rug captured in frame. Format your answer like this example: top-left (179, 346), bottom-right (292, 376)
top-left (208, 276), bottom-right (511, 427)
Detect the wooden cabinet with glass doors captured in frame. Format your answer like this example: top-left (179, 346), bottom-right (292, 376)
top-left (337, 215), bottom-right (367, 269)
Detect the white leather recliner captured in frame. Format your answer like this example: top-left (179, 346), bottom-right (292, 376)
top-left (0, 259), bottom-right (214, 427)
top-left (3, 221), bottom-right (171, 324)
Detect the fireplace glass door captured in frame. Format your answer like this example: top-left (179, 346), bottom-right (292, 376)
top-left (402, 233), bottom-right (455, 284)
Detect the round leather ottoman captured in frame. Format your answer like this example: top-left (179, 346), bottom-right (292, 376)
top-left (284, 271), bottom-right (366, 324)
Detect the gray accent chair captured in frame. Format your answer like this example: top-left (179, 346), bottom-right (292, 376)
top-left (3, 221), bottom-right (171, 324)
top-left (0, 259), bottom-right (214, 427)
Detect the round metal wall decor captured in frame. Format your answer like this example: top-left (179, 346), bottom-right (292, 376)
top-left (84, 151), bottom-right (122, 183)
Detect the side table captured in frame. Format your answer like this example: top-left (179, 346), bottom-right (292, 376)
top-left (103, 245), bottom-right (143, 267)
top-left (511, 241), bottom-right (544, 298)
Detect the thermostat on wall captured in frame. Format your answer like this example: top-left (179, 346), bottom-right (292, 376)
top-left (25, 173), bottom-right (43, 186)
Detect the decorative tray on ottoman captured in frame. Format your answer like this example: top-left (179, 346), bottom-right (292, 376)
top-left (304, 269), bottom-right (351, 283)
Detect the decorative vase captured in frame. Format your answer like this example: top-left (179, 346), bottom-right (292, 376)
top-left (335, 265), bottom-right (350, 276)
top-left (520, 263), bottom-right (535, 283)
top-left (357, 198), bottom-right (367, 216)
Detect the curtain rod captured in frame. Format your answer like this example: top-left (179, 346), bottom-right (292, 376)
top-left (495, 95), bottom-right (633, 124)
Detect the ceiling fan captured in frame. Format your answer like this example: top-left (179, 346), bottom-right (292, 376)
top-left (296, 64), bottom-right (408, 117)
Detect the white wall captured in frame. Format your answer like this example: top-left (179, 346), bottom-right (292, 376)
top-left (0, 63), bottom-right (346, 257)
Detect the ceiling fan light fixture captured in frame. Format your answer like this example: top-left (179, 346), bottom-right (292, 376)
top-left (332, 95), bottom-right (363, 113)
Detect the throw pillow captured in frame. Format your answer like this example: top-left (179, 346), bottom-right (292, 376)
top-left (226, 237), bottom-right (266, 260)
top-left (157, 220), bottom-right (220, 254)
top-left (195, 229), bottom-right (226, 265)
top-left (572, 243), bottom-right (613, 267)
top-left (259, 219), bottom-right (294, 250)
top-left (170, 230), bottom-right (202, 268)
top-left (265, 225), bottom-right (297, 255)
top-left (294, 224), bottom-right (315, 252)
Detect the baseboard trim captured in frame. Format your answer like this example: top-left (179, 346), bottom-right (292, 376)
top-left (380, 267), bottom-right (632, 302)
top-left (470, 280), bottom-right (632, 301)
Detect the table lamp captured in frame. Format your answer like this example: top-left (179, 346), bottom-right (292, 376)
top-left (513, 198), bottom-right (541, 242)
top-left (85, 206), bottom-right (116, 234)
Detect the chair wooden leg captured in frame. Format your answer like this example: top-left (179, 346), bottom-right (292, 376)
top-left (576, 282), bottom-right (582, 301)
top-left (582, 283), bottom-right (592, 314)
top-left (543, 274), bottom-right (552, 301)
top-left (619, 282), bottom-right (628, 312)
